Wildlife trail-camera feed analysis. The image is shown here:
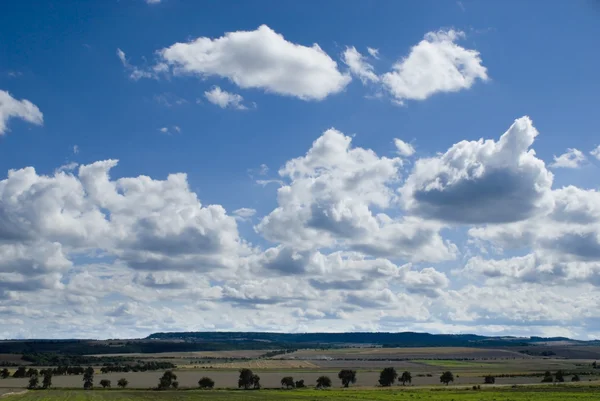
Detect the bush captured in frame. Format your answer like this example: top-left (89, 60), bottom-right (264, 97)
top-left (378, 367), bottom-right (397, 387)
top-left (117, 378), bottom-right (128, 388)
top-left (157, 370), bottom-right (177, 390)
top-left (295, 379), bottom-right (305, 388)
top-left (338, 369), bottom-right (357, 388)
top-left (484, 375), bottom-right (495, 384)
top-left (440, 371), bottom-right (454, 385)
top-left (541, 371), bottom-right (553, 383)
top-left (198, 377), bottom-right (215, 389)
top-left (100, 379), bottom-right (111, 388)
top-left (281, 376), bottom-right (295, 389)
top-left (316, 375), bottom-right (332, 389)
top-left (572, 374), bottom-right (580, 382)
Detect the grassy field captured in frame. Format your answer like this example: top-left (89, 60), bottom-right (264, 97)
top-left (4, 387), bottom-right (600, 401)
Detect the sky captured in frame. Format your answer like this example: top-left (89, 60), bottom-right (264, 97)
top-left (1, 0), bottom-right (600, 340)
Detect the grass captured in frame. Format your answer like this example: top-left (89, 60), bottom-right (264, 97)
top-left (5, 387), bottom-right (600, 401)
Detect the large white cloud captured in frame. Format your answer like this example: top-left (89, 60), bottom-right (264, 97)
top-left (3, 115), bottom-right (600, 339)
top-left (159, 25), bottom-right (351, 101)
top-left (400, 116), bottom-right (554, 224)
top-left (381, 30), bottom-right (488, 104)
top-left (257, 128), bottom-right (457, 262)
top-left (0, 90), bottom-right (43, 135)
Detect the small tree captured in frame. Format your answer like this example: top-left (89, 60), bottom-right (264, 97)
top-left (295, 379), bottom-right (305, 388)
top-left (117, 378), bottom-right (129, 388)
top-left (83, 367), bottom-right (94, 390)
top-left (251, 374), bottom-right (261, 389)
top-left (338, 369), bottom-right (357, 388)
top-left (400, 371), bottom-right (412, 386)
top-left (158, 370), bottom-right (177, 390)
top-left (198, 377), bottom-right (215, 389)
top-left (440, 371), bottom-right (454, 385)
top-left (484, 375), bottom-right (495, 384)
top-left (28, 374), bottom-right (39, 389)
top-left (593, 361), bottom-right (597, 369)
top-left (281, 376), bottom-right (295, 389)
top-left (541, 371), bottom-right (553, 383)
top-left (572, 374), bottom-right (581, 382)
top-left (0, 368), bottom-right (9, 379)
top-left (42, 370), bottom-right (53, 389)
top-left (378, 367), bottom-right (397, 386)
top-left (238, 368), bottom-right (254, 390)
top-left (26, 368), bottom-right (39, 378)
top-left (13, 367), bottom-right (26, 378)
top-left (555, 370), bottom-right (565, 382)
top-left (100, 379), bottom-right (111, 388)
top-left (316, 375), bottom-right (332, 389)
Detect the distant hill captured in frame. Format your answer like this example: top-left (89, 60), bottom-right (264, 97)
top-left (145, 331), bottom-right (591, 348)
top-left (0, 332), bottom-right (595, 356)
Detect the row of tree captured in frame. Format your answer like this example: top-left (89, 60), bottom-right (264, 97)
top-left (3, 366), bottom-right (584, 390)
top-left (541, 370), bottom-right (580, 383)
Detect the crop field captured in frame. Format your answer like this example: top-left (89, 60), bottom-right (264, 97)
top-left (4, 386), bottom-right (600, 401)
top-left (277, 347), bottom-right (530, 360)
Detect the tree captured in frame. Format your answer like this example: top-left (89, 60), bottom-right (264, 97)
top-left (541, 371), bottom-right (553, 383)
top-left (158, 370), bottom-right (177, 390)
top-left (100, 379), bottom-right (111, 388)
top-left (555, 370), bottom-right (565, 383)
top-left (281, 376), bottom-right (295, 389)
top-left (316, 375), bottom-right (332, 389)
top-left (28, 374), bottom-right (39, 389)
top-left (117, 378), bottom-right (129, 388)
top-left (198, 377), bottom-right (215, 389)
top-left (484, 375), bottom-right (495, 384)
top-left (593, 361), bottom-right (597, 369)
top-left (0, 369), bottom-right (9, 379)
top-left (238, 369), bottom-right (260, 390)
top-left (440, 371), bottom-right (454, 385)
top-left (251, 374), bottom-right (261, 389)
top-left (572, 374), bottom-right (581, 382)
top-left (400, 371), bottom-right (412, 386)
top-left (42, 370), bottom-right (53, 389)
top-left (171, 381), bottom-right (179, 389)
top-left (295, 379), bottom-right (305, 388)
top-left (238, 368), bottom-right (253, 390)
top-left (338, 369), bottom-right (357, 388)
top-left (83, 367), bottom-right (94, 390)
top-left (13, 367), bottom-right (26, 378)
top-left (26, 368), bottom-right (38, 378)
top-left (378, 367), bottom-right (397, 387)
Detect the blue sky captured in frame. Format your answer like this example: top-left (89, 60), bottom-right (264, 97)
top-left (1, 0), bottom-right (600, 339)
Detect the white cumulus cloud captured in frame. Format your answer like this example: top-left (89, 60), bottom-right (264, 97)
top-left (0, 90), bottom-right (43, 135)
top-left (381, 30), bottom-right (488, 104)
top-left (394, 139), bottom-right (415, 157)
top-left (400, 116), bottom-right (554, 224)
top-left (591, 145), bottom-right (600, 161)
top-left (159, 25), bottom-right (351, 100)
top-left (550, 148), bottom-right (586, 168)
top-left (342, 47), bottom-right (379, 84)
top-left (204, 86), bottom-right (247, 110)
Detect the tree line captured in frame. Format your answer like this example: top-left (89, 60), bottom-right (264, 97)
top-left (0, 366), bottom-right (585, 390)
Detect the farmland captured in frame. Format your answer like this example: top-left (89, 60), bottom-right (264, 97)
top-left (4, 386), bottom-right (600, 401)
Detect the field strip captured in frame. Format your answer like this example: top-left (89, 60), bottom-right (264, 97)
top-left (0, 390), bottom-right (27, 398)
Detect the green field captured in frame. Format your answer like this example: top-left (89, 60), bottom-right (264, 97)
top-left (4, 387), bottom-right (600, 401)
